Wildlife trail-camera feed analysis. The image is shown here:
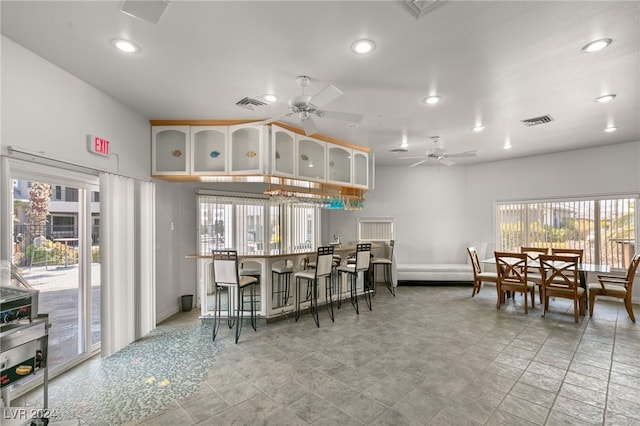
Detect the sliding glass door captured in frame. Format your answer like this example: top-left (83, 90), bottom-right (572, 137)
top-left (9, 166), bottom-right (100, 375)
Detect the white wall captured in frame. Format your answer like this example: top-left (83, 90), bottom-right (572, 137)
top-left (327, 165), bottom-right (470, 264)
top-left (1, 36), bottom-right (150, 180)
top-left (154, 180), bottom-right (199, 321)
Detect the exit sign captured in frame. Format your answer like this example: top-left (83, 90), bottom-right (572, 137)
top-left (87, 134), bottom-right (110, 157)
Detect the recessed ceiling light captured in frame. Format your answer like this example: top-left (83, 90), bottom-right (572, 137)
top-left (581, 38), bottom-right (612, 53)
top-left (262, 94), bottom-right (278, 103)
top-left (595, 94), bottom-right (616, 103)
top-left (111, 38), bottom-right (140, 53)
top-left (351, 39), bottom-right (376, 54)
top-left (503, 138), bottom-right (512, 150)
top-left (400, 134), bottom-right (408, 148)
top-left (604, 126), bottom-right (617, 132)
top-left (472, 125), bottom-right (485, 132)
top-left (423, 95), bottom-right (442, 105)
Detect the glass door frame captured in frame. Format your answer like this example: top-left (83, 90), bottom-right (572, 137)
top-left (1, 157), bottom-right (100, 380)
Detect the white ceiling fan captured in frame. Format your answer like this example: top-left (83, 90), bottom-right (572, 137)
top-left (254, 75), bottom-right (364, 136)
top-left (400, 137), bottom-right (478, 167)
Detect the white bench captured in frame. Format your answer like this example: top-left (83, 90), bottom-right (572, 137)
top-left (396, 242), bottom-right (488, 284)
top-left (397, 263), bottom-right (473, 282)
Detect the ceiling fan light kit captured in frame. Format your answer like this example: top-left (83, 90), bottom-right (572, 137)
top-left (256, 76), bottom-right (364, 136)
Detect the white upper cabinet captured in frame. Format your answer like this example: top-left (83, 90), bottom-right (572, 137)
top-left (297, 136), bottom-right (326, 182)
top-left (353, 150), bottom-right (368, 188)
top-left (151, 123), bottom-right (368, 189)
top-left (271, 125), bottom-right (296, 177)
top-left (152, 126), bottom-right (190, 175)
top-left (327, 144), bottom-right (352, 185)
top-left (191, 126), bottom-right (228, 175)
top-left (229, 124), bottom-right (265, 174)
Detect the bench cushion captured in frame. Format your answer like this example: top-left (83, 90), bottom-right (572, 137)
top-left (397, 263), bottom-right (473, 282)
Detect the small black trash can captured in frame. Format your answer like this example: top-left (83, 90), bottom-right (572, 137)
top-left (181, 294), bottom-right (194, 312)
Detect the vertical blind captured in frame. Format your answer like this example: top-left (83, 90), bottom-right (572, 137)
top-left (358, 218), bottom-right (394, 241)
top-left (197, 195), bottom-right (321, 255)
top-left (496, 196), bottom-right (637, 268)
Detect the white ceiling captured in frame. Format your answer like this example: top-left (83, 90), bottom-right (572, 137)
top-left (1, 1), bottom-right (639, 167)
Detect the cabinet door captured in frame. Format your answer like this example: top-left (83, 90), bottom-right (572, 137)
top-left (191, 126), bottom-right (228, 175)
top-left (271, 125), bottom-right (296, 177)
top-left (353, 151), bottom-right (368, 188)
top-left (327, 144), bottom-right (352, 185)
top-left (152, 126), bottom-right (190, 175)
top-left (229, 124), bottom-right (264, 174)
top-left (297, 136), bottom-right (326, 181)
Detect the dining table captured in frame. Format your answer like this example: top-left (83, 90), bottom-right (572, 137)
top-left (480, 256), bottom-right (613, 311)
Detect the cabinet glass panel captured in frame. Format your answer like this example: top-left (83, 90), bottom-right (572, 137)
top-left (153, 127), bottom-right (188, 174)
top-left (231, 126), bottom-right (261, 173)
top-left (328, 145), bottom-right (352, 184)
top-left (353, 151), bottom-right (368, 187)
top-left (298, 138), bottom-right (325, 180)
top-left (273, 127), bottom-right (295, 176)
top-left (192, 127), bottom-right (227, 174)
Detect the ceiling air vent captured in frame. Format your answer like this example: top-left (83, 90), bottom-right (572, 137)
top-left (395, 0), bottom-right (447, 20)
top-left (521, 115), bottom-right (554, 126)
top-left (121, 1), bottom-right (170, 24)
top-left (235, 97), bottom-right (269, 111)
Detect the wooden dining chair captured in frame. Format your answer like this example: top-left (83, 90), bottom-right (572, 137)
top-left (551, 248), bottom-right (584, 262)
top-left (494, 251), bottom-right (536, 313)
top-left (539, 254), bottom-right (585, 323)
top-left (588, 252), bottom-right (640, 323)
top-left (520, 246), bottom-right (549, 302)
top-left (467, 246), bottom-right (498, 297)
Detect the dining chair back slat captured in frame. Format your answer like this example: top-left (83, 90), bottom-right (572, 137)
top-left (494, 251), bottom-right (536, 314)
top-left (539, 254), bottom-right (584, 322)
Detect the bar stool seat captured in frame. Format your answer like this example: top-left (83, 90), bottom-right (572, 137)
top-left (336, 243), bottom-right (372, 314)
top-left (272, 260), bottom-right (293, 308)
top-left (371, 240), bottom-right (395, 296)
top-left (294, 246), bottom-right (335, 327)
top-left (371, 240), bottom-right (396, 297)
top-left (212, 250), bottom-right (258, 344)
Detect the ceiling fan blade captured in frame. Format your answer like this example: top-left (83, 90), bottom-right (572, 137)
top-left (300, 116), bottom-right (319, 136)
top-left (309, 84), bottom-right (343, 107)
top-left (445, 150), bottom-right (479, 158)
top-left (250, 111), bottom-right (292, 126)
top-left (439, 158), bottom-right (456, 166)
top-left (399, 156), bottom-right (427, 160)
top-left (317, 110), bottom-right (364, 123)
top-left (408, 159), bottom-right (427, 168)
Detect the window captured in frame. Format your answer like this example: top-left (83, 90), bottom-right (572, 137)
top-left (51, 214), bottom-right (76, 239)
top-left (197, 194), bottom-right (321, 255)
top-left (496, 197), bottom-right (637, 269)
top-left (358, 218), bottom-right (394, 241)
top-left (65, 187), bottom-right (79, 202)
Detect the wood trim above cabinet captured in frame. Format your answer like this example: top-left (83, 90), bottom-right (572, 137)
top-left (150, 120), bottom-right (370, 153)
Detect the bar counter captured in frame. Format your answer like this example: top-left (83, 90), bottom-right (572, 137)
top-left (187, 245), bottom-right (374, 320)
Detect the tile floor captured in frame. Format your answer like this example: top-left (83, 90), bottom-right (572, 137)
top-left (48, 284), bottom-right (640, 424)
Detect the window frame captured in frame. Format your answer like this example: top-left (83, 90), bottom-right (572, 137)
top-left (495, 195), bottom-right (638, 269)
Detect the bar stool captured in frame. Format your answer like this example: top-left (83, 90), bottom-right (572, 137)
top-left (211, 250), bottom-right (258, 344)
top-left (294, 246), bottom-right (335, 327)
top-left (336, 243), bottom-right (372, 314)
top-left (271, 259), bottom-right (293, 308)
top-left (371, 240), bottom-right (395, 296)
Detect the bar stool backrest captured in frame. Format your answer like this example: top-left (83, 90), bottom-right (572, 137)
top-left (356, 243), bottom-right (372, 272)
top-left (212, 250), bottom-right (240, 286)
top-left (315, 246), bottom-right (334, 278)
